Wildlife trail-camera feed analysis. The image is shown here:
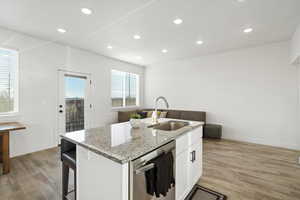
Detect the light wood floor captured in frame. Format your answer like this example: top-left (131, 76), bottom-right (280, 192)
top-left (0, 139), bottom-right (299, 200)
top-left (0, 148), bottom-right (64, 200)
top-left (199, 139), bottom-right (300, 200)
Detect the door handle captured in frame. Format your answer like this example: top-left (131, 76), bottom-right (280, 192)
top-left (59, 105), bottom-right (63, 113)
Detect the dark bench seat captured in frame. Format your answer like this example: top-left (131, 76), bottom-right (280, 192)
top-left (118, 109), bottom-right (206, 123)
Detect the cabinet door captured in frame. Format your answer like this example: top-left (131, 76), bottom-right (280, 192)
top-left (77, 146), bottom-right (129, 200)
top-left (176, 149), bottom-right (189, 200)
top-left (188, 140), bottom-right (202, 189)
top-left (188, 126), bottom-right (203, 146)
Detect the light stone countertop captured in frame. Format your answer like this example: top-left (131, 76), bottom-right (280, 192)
top-left (60, 118), bottom-right (204, 164)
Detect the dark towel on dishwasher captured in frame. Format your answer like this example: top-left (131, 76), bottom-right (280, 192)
top-left (145, 151), bottom-right (175, 197)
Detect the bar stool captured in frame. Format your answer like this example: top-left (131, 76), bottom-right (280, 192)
top-left (61, 139), bottom-right (76, 200)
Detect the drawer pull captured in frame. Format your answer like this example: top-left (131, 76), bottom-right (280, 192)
top-left (190, 150), bottom-right (196, 162)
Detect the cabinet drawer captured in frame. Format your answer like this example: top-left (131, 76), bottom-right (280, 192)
top-left (176, 134), bottom-right (189, 155)
top-left (176, 126), bottom-right (203, 155)
top-left (188, 126), bottom-right (202, 146)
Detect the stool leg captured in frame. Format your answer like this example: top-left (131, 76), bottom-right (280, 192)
top-left (0, 135), bottom-right (3, 163)
top-left (74, 169), bottom-right (77, 200)
top-left (62, 163), bottom-right (69, 200)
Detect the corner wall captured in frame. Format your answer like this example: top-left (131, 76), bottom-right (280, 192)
top-left (291, 25), bottom-right (300, 64)
top-left (298, 66), bottom-right (300, 144)
top-left (145, 42), bottom-right (300, 150)
top-left (0, 27), bottom-right (145, 157)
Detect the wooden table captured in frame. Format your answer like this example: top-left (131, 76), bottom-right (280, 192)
top-left (0, 122), bottom-right (26, 174)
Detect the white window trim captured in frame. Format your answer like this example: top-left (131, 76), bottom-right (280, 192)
top-left (111, 105), bottom-right (141, 111)
top-left (0, 111), bottom-right (20, 117)
top-left (111, 69), bottom-right (140, 109)
top-left (0, 47), bottom-right (19, 116)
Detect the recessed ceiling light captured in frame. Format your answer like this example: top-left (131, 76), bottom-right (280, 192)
top-left (162, 49), bottom-right (168, 53)
top-left (57, 28), bottom-right (66, 33)
top-left (81, 8), bottom-right (92, 15)
top-left (243, 28), bottom-right (253, 33)
top-left (237, 0), bottom-right (246, 2)
top-left (173, 18), bottom-right (183, 25)
top-left (107, 45), bottom-right (113, 49)
top-left (136, 56), bottom-right (142, 60)
top-left (133, 35), bottom-right (141, 40)
top-left (196, 40), bottom-right (204, 45)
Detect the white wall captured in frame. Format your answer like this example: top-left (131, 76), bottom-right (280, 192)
top-left (145, 42), bottom-right (300, 150)
top-left (297, 66), bottom-right (300, 150)
top-left (292, 25), bottom-right (300, 149)
top-left (291, 24), bottom-right (300, 64)
top-left (0, 27), bottom-right (145, 157)
top-left (298, 66), bottom-right (300, 127)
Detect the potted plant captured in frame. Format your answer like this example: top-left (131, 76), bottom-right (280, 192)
top-left (130, 113), bottom-right (142, 128)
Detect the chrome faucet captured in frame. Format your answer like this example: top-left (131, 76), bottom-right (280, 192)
top-left (152, 96), bottom-right (169, 123)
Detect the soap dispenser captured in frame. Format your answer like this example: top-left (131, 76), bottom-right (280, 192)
top-left (151, 110), bottom-right (158, 124)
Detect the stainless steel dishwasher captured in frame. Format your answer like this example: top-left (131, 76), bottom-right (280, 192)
top-left (129, 141), bottom-right (175, 200)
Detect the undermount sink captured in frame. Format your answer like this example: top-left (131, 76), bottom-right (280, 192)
top-left (151, 120), bottom-right (189, 131)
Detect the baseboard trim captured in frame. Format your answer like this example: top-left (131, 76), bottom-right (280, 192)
top-left (11, 145), bottom-right (58, 158)
top-left (205, 138), bottom-right (300, 153)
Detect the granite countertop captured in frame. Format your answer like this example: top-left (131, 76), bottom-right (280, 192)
top-left (61, 118), bottom-right (204, 164)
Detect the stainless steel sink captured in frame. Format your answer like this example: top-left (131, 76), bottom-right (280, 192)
top-left (151, 120), bottom-right (189, 131)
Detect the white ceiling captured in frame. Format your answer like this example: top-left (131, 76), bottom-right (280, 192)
top-left (0, 0), bottom-right (300, 66)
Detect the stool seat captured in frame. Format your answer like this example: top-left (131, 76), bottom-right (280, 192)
top-left (61, 139), bottom-right (76, 200)
top-left (61, 150), bottom-right (76, 169)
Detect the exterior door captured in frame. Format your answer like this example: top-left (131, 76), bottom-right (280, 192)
top-left (57, 70), bottom-right (91, 144)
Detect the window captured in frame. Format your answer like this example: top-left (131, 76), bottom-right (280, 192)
top-left (0, 48), bottom-right (18, 114)
top-left (111, 69), bottom-right (139, 108)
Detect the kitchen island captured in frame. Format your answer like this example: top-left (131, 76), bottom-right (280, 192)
top-left (61, 118), bottom-right (204, 200)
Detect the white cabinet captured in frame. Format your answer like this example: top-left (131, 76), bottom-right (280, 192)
top-left (175, 149), bottom-right (190, 200)
top-left (188, 140), bottom-right (203, 188)
top-left (175, 126), bottom-right (203, 200)
top-left (77, 146), bottom-right (129, 200)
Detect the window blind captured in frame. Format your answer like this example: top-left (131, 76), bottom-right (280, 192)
top-left (0, 48), bottom-right (17, 113)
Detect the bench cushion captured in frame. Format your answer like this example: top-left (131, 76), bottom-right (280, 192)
top-left (118, 109), bottom-right (206, 123)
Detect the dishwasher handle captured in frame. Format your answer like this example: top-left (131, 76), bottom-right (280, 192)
top-left (135, 163), bottom-right (155, 174)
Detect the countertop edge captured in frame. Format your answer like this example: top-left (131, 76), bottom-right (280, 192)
top-left (60, 135), bottom-right (126, 164)
top-left (60, 121), bottom-right (204, 164)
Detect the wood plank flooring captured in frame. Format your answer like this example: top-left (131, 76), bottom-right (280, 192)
top-left (0, 139), bottom-right (299, 200)
top-left (199, 139), bottom-right (300, 200)
top-left (0, 148), bottom-right (64, 200)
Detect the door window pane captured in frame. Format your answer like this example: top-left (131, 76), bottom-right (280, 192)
top-left (65, 75), bottom-right (85, 132)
